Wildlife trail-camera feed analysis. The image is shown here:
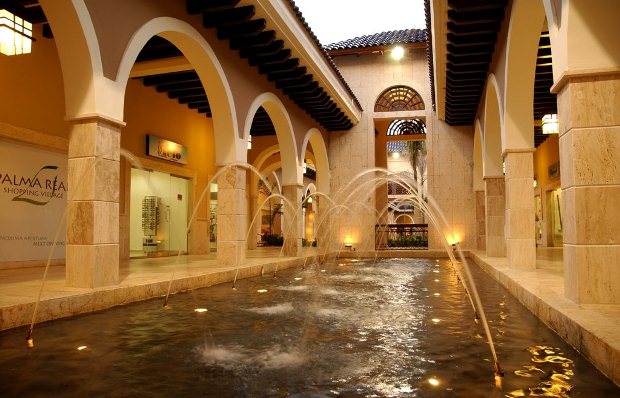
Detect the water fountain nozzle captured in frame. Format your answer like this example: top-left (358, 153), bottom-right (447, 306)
top-left (26, 328), bottom-right (34, 348)
top-left (494, 361), bottom-right (504, 377)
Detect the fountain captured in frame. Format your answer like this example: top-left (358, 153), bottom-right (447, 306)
top-left (5, 163), bottom-right (618, 397)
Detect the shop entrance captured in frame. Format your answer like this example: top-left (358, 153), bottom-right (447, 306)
top-left (130, 169), bottom-right (189, 257)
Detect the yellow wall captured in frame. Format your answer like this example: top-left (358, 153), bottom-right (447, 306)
top-left (533, 134), bottom-right (560, 190)
top-left (122, 78), bottom-right (216, 174)
top-left (0, 26), bottom-right (68, 138)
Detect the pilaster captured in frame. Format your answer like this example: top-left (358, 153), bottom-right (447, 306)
top-left (556, 73), bottom-right (620, 303)
top-left (66, 118), bottom-right (121, 288)
top-left (484, 176), bottom-right (505, 257)
top-left (282, 184), bottom-right (303, 257)
top-left (504, 149), bottom-right (536, 269)
top-left (216, 167), bottom-right (246, 266)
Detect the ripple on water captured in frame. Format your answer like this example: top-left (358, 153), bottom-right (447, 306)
top-left (244, 302), bottom-right (294, 315)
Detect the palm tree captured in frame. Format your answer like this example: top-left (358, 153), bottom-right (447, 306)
top-left (406, 140), bottom-right (427, 183)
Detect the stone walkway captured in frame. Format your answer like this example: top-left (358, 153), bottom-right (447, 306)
top-left (0, 247), bottom-right (319, 332)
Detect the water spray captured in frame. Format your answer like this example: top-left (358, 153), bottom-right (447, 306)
top-left (232, 269), bottom-right (239, 290)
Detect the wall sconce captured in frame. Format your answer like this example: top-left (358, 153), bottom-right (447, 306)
top-left (303, 160), bottom-right (307, 174)
top-left (542, 114), bottom-right (559, 135)
top-left (247, 134), bottom-right (252, 150)
top-left (306, 196), bottom-right (312, 203)
top-left (0, 9), bottom-right (34, 56)
top-left (390, 45), bottom-right (405, 61)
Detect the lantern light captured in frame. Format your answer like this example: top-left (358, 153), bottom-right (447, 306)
top-left (0, 9), bottom-right (34, 56)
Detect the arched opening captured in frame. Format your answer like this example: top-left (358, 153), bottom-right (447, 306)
top-left (375, 85), bottom-right (425, 112)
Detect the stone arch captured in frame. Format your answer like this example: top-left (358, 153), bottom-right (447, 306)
top-left (300, 128), bottom-right (330, 194)
top-left (375, 85), bottom-right (425, 112)
top-left (116, 17), bottom-right (240, 164)
top-left (483, 74), bottom-right (503, 177)
top-left (473, 119), bottom-right (484, 191)
top-left (503, 0), bottom-right (545, 149)
top-left (246, 93), bottom-right (298, 185)
top-left (40, 0), bottom-right (111, 120)
top-left (394, 214), bottom-right (415, 224)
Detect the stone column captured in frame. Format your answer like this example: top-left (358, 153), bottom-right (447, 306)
top-left (66, 117), bottom-right (121, 288)
top-left (282, 184), bottom-right (303, 257)
top-left (484, 176), bottom-right (505, 257)
top-left (247, 188), bottom-right (258, 250)
top-left (504, 149), bottom-right (536, 269)
top-left (316, 196), bottom-right (330, 253)
top-left (216, 167), bottom-right (246, 266)
top-left (475, 190), bottom-right (486, 250)
top-left (556, 73), bottom-right (620, 304)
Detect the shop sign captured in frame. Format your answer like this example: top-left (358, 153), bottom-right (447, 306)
top-left (147, 134), bottom-right (188, 165)
top-left (0, 140), bottom-right (67, 262)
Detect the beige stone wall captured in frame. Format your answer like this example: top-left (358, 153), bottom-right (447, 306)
top-left (328, 47), bottom-right (475, 251)
top-left (425, 119), bottom-right (476, 250)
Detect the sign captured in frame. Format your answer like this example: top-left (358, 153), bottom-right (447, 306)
top-left (0, 140), bottom-right (67, 262)
top-left (548, 161), bottom-right (560, 180)
top-left (146, 134), bottom-right (188, 165)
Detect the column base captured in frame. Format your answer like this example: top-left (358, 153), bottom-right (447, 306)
top-left (66, 244), bottom-right (119, 288)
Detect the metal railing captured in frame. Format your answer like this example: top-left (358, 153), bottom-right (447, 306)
top-left (375, 223), bottom-right (428, 250)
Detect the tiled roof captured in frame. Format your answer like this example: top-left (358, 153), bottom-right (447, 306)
top-left (324, 29), bottom-right (427, 51)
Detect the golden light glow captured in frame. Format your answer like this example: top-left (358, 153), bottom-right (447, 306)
top-left (247, 134), bottom-right (252, 150)
top-left (431, 318), bottom-right (440, 323)
top-left (391, 45), bottom-right (405, 60)
top-left (166, 141), bottom-right (178, 152)
top-left (433, 270), bottom-right (439, 273)
top-left (306, 196), bottom-right (312, 203)
top-left (434, 293), bottom-right (440, 296)
top-left (434, 279), bottom-right (439, 282)
top-left (0, 9), bottom-right (33, 56)
top-left (294, 277), bottom-right (302, 281)
top-left (194, 308), bottom-right (208, 313)
top-left (542, 114), bottom-right (559, 135)
top-left (428, 377), bottom-right (440, 386)
top-left (321, 269), bottom-right (326, 272)
top-left (257, 289), bottom-right (268, 293)
top-left (77, 345), bottom-right (87, 351)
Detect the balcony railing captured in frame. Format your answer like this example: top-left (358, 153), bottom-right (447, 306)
top-left (375, 223), bottom-right (428, 250)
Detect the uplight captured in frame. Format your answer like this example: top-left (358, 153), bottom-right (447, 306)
top-left (0, 9), bottom-right (33, 56)
top-left (434, 293), bottom-right (440, 296)
top-left (294, 277), bottom-right (302, 281)
top-left (247, 134), bottom-right (252, 149)
top-left (194, 308), bottom-right (208, 313)
top-left (428, 377), bottom-right (440, 386)
top-left (77, 345), bottom-right (87, 351)
top-left (257, 289), bottom-right (268, 293)
top-left (431, 318), bottom-right (440, 323)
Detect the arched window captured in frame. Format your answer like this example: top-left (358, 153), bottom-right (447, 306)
top-left (386, 119), bottom-right (426, 136)
top-left (375, 85), bottom-right (425, 112)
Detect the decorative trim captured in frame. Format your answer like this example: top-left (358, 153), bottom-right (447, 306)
top-left (502, 148), bottom-right (535, 158)
top-left (66, 113), bottom-right (126, 128)
top-left (550, 67), bottom-right (620, 94)
top-left (0, 122), bottom-right (68, 152)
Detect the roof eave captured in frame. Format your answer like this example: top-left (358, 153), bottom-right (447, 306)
top-left (250, 0), bottom-right (362, 125)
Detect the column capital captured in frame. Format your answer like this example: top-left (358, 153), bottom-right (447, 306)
top-left (66, 113), bottom-right (126, 128)
top-left (483, 175), bottom-right (504, 180)
top-left (502, 148), bottom-right (535, 158)
top-left (550, 67), bottom-right (620, 94)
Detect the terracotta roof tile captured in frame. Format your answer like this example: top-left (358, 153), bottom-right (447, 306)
top-left (324, 29), bottom-right (427, 51)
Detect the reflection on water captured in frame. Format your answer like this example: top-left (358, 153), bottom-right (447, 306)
top-left (0, 258), bottom-right (618, 397)
top-left (507, 346), bottom-right (575, 397)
